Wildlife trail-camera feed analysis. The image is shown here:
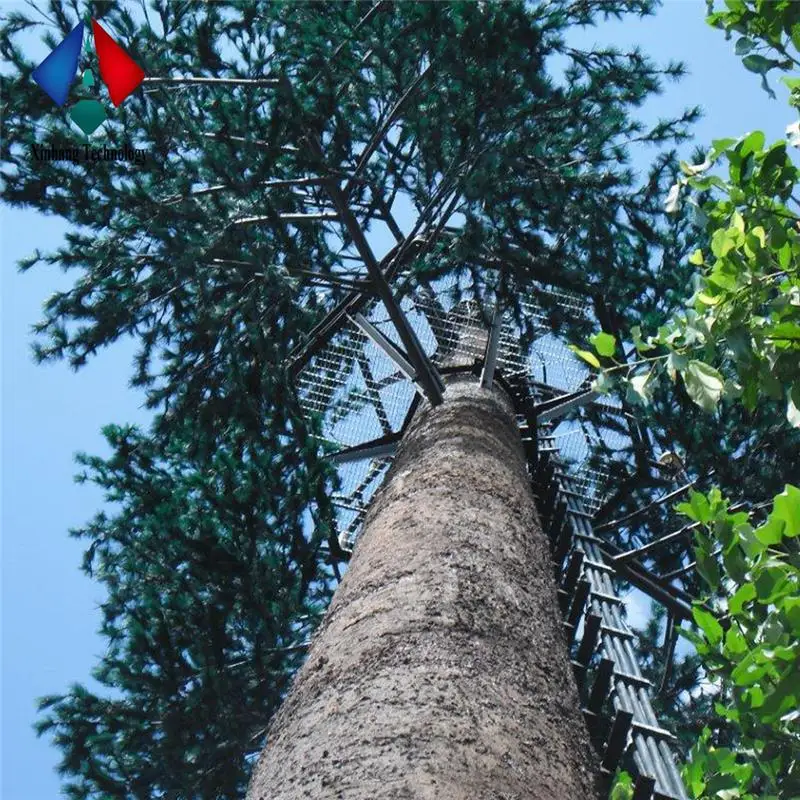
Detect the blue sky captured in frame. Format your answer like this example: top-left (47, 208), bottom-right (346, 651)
top-left (1, 2), bottom-right (795, 798)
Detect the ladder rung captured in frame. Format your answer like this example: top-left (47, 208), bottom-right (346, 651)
top-left (613, 671), bottom-right (653, 688)
top-left (600, 623), bottom-right (636, 640)
top-left (590, 589), bottom-right (625, 605)
top-left (566, 508), bottom-right (594, 520)
top-left (583, 558), bottom-right (615, 574)
top-left (631, 719), bottom-right (675, 741)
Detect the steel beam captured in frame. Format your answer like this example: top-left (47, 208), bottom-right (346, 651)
top-left (535, 387), bottom-right (599, 423)
top-left (602, 710), bottom-right (633, 772)
top-left (596, 480), bottom-right (699, 536)
top-left (480, 303), bottom-right (503, 389)
top-left (350, 313), bottom-right (417, 385)
top-left (598, 546), bottom-right (695, 622)
top-left (331, 434), bottom-right (400, 465)
top-left (144, 76), bottom-right (280, 86)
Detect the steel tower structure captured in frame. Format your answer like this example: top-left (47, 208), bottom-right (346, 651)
top-left (289, 275), bottom-right (694, 800)
top-left (165, 5), bottom-right (715, 796)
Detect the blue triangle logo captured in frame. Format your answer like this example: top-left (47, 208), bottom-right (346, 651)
top-left (32, 22), bottom-right (84, 107)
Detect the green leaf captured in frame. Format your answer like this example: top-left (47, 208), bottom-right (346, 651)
top-left (778, 241), bottom-right (793, 268)
top-left (709, 264), bottom-right (738, 291)
top-left (729, 583), bottom-right (756, 616)
top-left (610, 770), bottom-right (634, 800)
top-left (714, 700), bottom-right (740, 722)
top-left (735, 36), bottom-right (755, 55)
top-left (693, 606), bottom-right (724, 647)
top-left (683, 360), bottom-right (725, 412)
top-left (759, 141), bottom-right (791, 192)
top-left (766, 321), bottom-right (800, 341)
top-left (667, 351), bottom-right (688, 382)
top-left (696, 291), bottom-right (720, 306)
top-left (735, 522), bottom-right (766, 558)
top-left (696, 547), bottom-right (722, 590)
top-left (755, 564), bottom-right (791, 604)
top-left (731, 650), bottom-right (769, 685)
top-left (772, 485), bottom-right (800, 536)
top-left (688, 248), bottom-right (705, 266)
top-left (710, 137), bottom-right (737, 161)
top-left (630, 325), bottom-right (655, 353)
top-left (690, 490), bottom-right (713, 523)
top-left (749, 225), bottom-right (767, 249)
top-left (711, 227), bottom-right (739, 258)
top-left (783, 597), bottom-right (800, 634)
top-left (568, 345), bottom-right (600, 369)
top-left (740, 130), bottom-right (765, 157)
top-left (742, 54), bottom-right (781, 75)
top-left (706, 773), bottom-right (741, 797)
top-left (746, 685), bottom-right (765, 708)
top-left (683, 740), bottom-right (707, 796)
top-left (723, 544), bottom-right (748, 584)
top-left (754, 516), bottom-right (786, 546)
top-left (589, 331), bottom-right (616, 357)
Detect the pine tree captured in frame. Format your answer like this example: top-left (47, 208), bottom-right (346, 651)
top-left (34, 416), bottom-right (338, 799)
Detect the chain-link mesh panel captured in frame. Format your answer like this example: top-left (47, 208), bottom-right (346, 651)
top-left (548, 397), bottom-right (633, 515)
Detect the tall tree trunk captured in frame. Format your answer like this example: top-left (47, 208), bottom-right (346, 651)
top-left (247, 375), bottom-right (598, 800)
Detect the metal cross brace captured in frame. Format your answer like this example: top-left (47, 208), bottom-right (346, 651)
top-left (349, 312), bottom-right (435, 400)
top-left (331, 431), bottom-right (401, 465)
top-left (535, 386), bottom-right (599, 423)
top-left (480, 302), bottom-right (503, 390)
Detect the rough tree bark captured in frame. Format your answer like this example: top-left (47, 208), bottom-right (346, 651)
top-left (247, 374), bottom-right (598, 800)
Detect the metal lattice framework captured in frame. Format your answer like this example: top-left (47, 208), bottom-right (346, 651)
top-left (294, 276), bottom-right (629, 548)
top-left (287, 269), bottom-right (697, 798)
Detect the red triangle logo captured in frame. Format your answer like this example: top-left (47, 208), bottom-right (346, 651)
top-left (92, 19), bottom-right (145, 107)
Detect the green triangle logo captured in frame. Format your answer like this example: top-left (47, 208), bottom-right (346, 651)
top-left (69, 98), bottom-right (106, 136)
